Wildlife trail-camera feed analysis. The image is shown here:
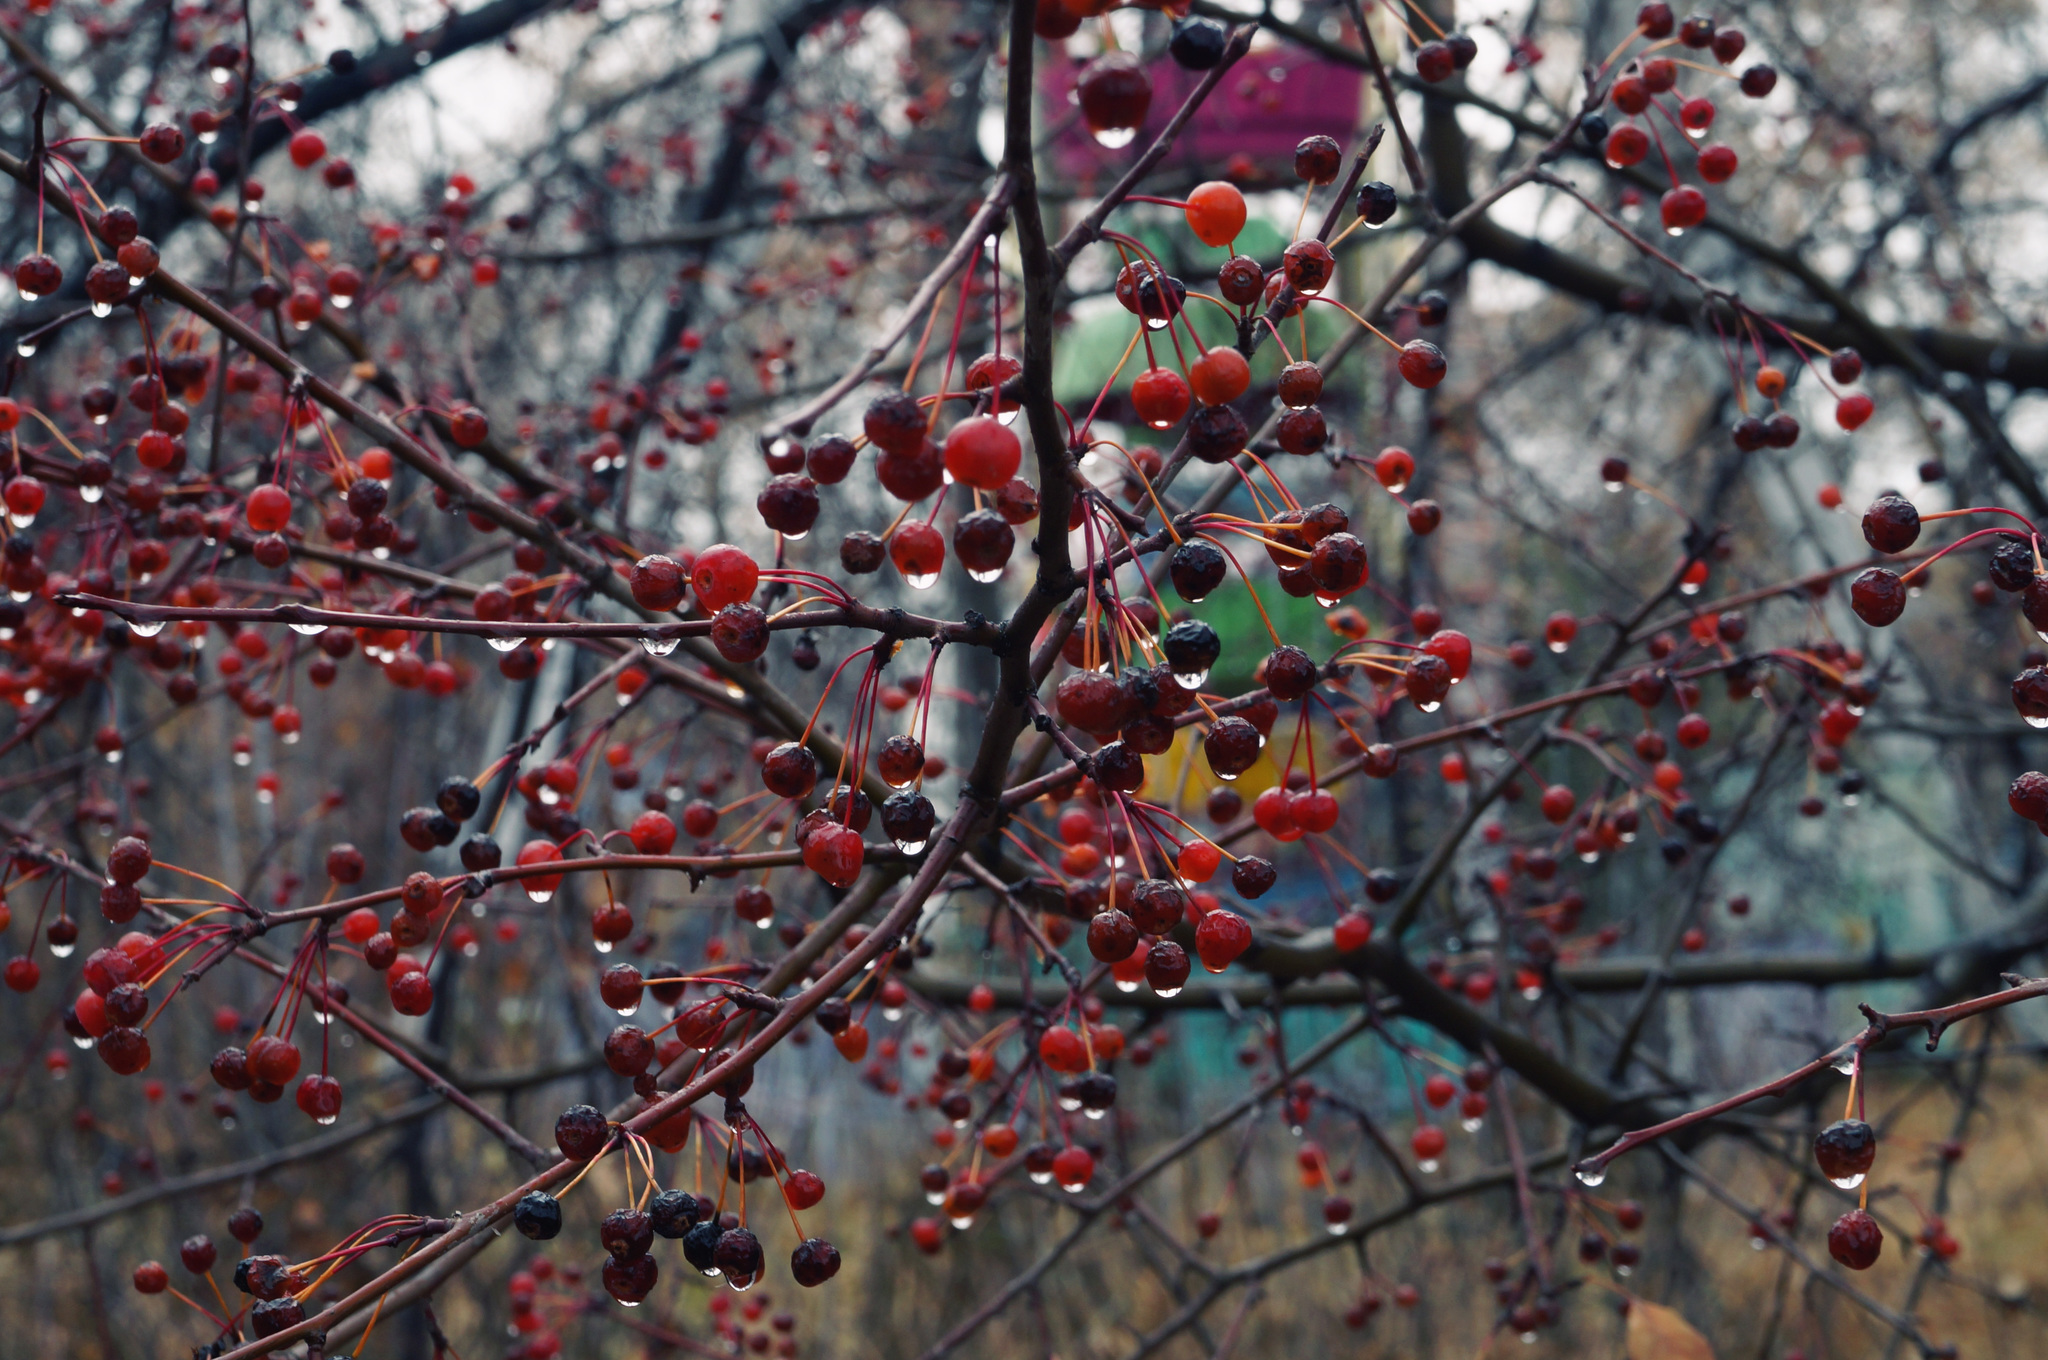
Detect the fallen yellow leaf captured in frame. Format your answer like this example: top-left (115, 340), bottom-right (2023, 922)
top-left (1626, 1298), bottom-right (1715, 1360)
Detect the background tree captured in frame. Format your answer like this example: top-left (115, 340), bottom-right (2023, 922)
top-left (1, 0), bottom-right (2047, 1357)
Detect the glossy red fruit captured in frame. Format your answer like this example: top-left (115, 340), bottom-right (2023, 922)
top-left (245, 484), bottom-right (292, 532)
top-left (803, 823), bottom-right (864, 887)
top-left (1828, 1209), bottom-right (1882, 1270)
top-left (1698, 144), bottom-right (1739, 183)
top-left (1660, 186), bottom-right (1708, 234)
top-left (1605, 126), bottom-right (1650, 167)
top-left (628, 810), bottom-right (676, 855)
top-left (1132, 366), bottom-right (1191, 430)
top-left (942, 415), bottom-right (1021, 490)
top-left (1188, 346), bottom-right (1250, 406)
top-left (288, 129), bottom-right (326, 168)
top-left (448, 406), bottom-right (489, 447)
top-left (1849, 568), bottom-right (1906, 627)
top-left (1077, 52), bottom-right (1151, 144)
top-left (1282, 239), bottom-right (1335, 295)
top-left (1052, 1144), bottom-right (1095, 1191)
top-left (691, 544), bottom-right (758, 610)
top-left (889, 522), bottom-right (945, 587)
top-left (1184, 181), bottom-right (1247, 247)
top-left (295, 1073), bottom-right (343, 1123)
top-left (1194, 909), bottom-right (1251, 972)
top-left (1397, 341), bottom-right (1447, 388)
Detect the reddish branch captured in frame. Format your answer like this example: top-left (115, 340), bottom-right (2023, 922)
top-left (1574, 975), bottom-right (2048, 1181)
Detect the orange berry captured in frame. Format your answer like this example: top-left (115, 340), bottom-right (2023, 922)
top-left (1188, 346), bottom-right (1250, 406)
top-left (1183, 181), bottom-right (1246, 248)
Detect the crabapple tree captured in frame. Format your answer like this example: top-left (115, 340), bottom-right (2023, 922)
top-left (1, 0), bottom-right (2047, 1357)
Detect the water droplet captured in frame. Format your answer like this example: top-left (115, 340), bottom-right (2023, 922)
top-left (9, 512), bottom-right (36, 529)
top-left (1833, 1052), bottom-right (1857, 1074)
top-left (728, 1272), bottom-right (757, 1292)
top-left (894, 837), bottom-right (927, 855)
top-left (219, 1114), bottom-right (235, 1129)
top-left (882, 1006), bottom-right (904, 1022)
top-left (1417, 1158), bottom-right (1439, 1175)
top-left (1383, 476), bottom-right (1409, 494)
top-left (1575, 1166), bottom-right (1606, 1187)
top-left (104, 749), bottom-right (122, 764)
top-left (290, 622), bottom-right (328, 636)
top-left (130, 620), bottom-right (164, 638)
top-left (1547, 640), bottom-right (1569, 654)
top-left (1091, 125), bottom-right (1136, 149)
top-left (1057, 1094), bottom-right (1081, 1112)
top-left (1578, 850), bottom-right (1600, 864)
top-left (488, 636), bottom-right (524, 652)
top-left (1749, 1235), bottom-right (1767, 1250)
top-left (7, 590), bottom-right (30, 603)
top-left (332, 295), bottom-right (353, 310)
top-left (1680, 581), bottom-right (1701, 595)
top-left (949, 1215), bottom-right (975, 1229)
top-left (997, 409), bottom-right (1018, 426)
top-left (1174, 667), bottom-right (1209, 689)
top-left (641, 634), bottom-right (682, 656)
top-left (1614, 1263), bottom-right (1633, 1278)
top-left (1114, 979), bottom-right (1139, 993)
top-left (1153, 984), bottom-right (1182, 998)
top-left (91, 302), bottom-right (113, 319)
top-left (1315, 594), bottom-right (1340, 609)
top-left (527, 888), bottom-right (554, 904)
top-left (906, 570), bottom-right (939, 590)
top-left (1603, 479), bottom-right (1625, 493)
top-left (79, 485), bottom-right (103, 504)
top-left (234, 750), bottom-right (253, 767)
top-left (1418, 700), bottom-right (1441, 713)
top-left (968, 566), bottom-right (1004, 583)
top-left (1461, 1116), bottom-right (1485, 1132)
top-left (72, 1034), bottom-right (94, 1050)
top-left (256, 789), bottom-right (275, 805)
top-left (784, 529), bottom-right (809, 542)
top-left (1686, 126), bottom-right (1708, 140)
top-left (2026, 715), bottom-right (2048, 730)
top-left (1028, 1170), bottom-right (1053, 1185)
top-left (925, 1190), bottom-right (946, 1204)
top-left (1215, 770), bottom-right (1238, 782)
top-left (538, 787), bottom-right (560, 806)
top-left (1830, 1172), bottom-right (1865, 1190)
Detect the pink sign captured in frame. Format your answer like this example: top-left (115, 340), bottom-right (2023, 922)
top-left (1043, 44), bottom-right (1368, 187)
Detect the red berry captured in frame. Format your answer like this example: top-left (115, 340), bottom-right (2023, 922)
top-left (940, 415), bottom-right (1021, 491)
top-left (1660, 185), bottom-right (1708, 235)
top-left (1397, 340), bottom-right (1447, 388)
top-left (1194, 909), bottom-right (1252, 972)
top-left (246, 484), bottom-right (292, 533)
top-left (690, 544), bottom-right (759, 611)
top-left (1131, 366), bottom-right (1191, 430)
top-left (1183, 181), bottom-right (1247, 247)
top-left (288, 129), bottom-right (326, 168)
